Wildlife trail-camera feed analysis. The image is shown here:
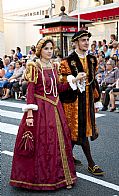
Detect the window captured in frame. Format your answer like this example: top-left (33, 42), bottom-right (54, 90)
top-left (103, 0), bottom-right (113, 4)
top-left (103, 17), bottom-right (107, 21)
top-left (26, 46), bottom-right (31, 55)
top-left (42, 10), bottom-right (44, 15)
top-left (109, 16), bottom-right (113, 20)
top-left (45, 10), bottom-right (49, 15)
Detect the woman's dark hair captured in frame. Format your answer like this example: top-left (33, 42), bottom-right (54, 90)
top-left (104, 44), bottom-right (108, 50)
top-left (91, 43), bottom-right (96, 48)
top-left (11, 49), bottom-right (15, 54)
top-left (100, 51), bottom-right (105, 58)
top-left (31, 48), bottom-right (36, 53)
top-left (15, 60), bottom-right (22, 66)
top-left (103, 39), bottom-right (106, 44)
top-left (16, 47), bottom-right (21, 52)
top-left (3, 55), bottom-right (7, 59)
top-left (31, 45), bottom-right (35, 50)
top-left (98, 41), bottom-right (102, 47)
top-left (105, 56), bottom-right (110, 61)
top-left (0, 59), bottom-right (4, 69)
top-left (111, 34), bottom-right (116, 40)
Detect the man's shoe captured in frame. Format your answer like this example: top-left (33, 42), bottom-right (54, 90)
top-left (1, 96), bottom-right (9, 100)
top-left (73, 157), bottom-right (82, 166)
top-left (88, 165), bottom-right (105, 176)
top-left (110, 107), bottom-right (116, 112)
top-left (101, 106), bottom-right (108, 111)
top-left (66, 185), bottom-right (72, 189)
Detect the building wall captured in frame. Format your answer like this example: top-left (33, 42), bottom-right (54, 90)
top-left (4, 22), bottom-right (26, 55)
top-left (54, 0), bottom-right (119, 43)
top-left (88, 21), bottom-right (117, 44)
top-left (54, 0), bottom-right (97, 13)
top-left (4, 21), bottom-right (42, 55)
top-left (54, 0), bottom-right (119, 13)
top-left (24, 22), bottom-right (42, 50)
top-left (0, 0), bottom-right (4, 32)
top-left (54, 0), bottom-right (69, 15)
top-left (2, 1), bottom-right (119, 55)
top-left (0, 0), bottom-right (5, 57)
top-left (3, 5), bottom-right (49, 55)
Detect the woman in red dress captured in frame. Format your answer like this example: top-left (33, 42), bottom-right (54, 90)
top-left (9, 36), bottom-right (82, 190)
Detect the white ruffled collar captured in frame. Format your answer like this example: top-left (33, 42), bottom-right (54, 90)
top-left (75, 49), bottom-right (88, 58)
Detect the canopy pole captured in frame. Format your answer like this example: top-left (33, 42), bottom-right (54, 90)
top-left (78, 0), bottom-right (80, 31)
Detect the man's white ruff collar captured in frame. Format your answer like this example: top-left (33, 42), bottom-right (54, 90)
top-left (75, 49), bottom-right (88, 58)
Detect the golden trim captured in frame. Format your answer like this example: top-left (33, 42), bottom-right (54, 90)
top-left (10, 177), bottom-right (76, 187)
top-left (34, 93), bottom-right (59, 106)
top-left (80, 57), bottom-right (92, 137)
top-left (63, 99), bottom-right (78, 141)
top-left (72, 32), bottom-right (89, 41)
top-left (29, 93), bottom-right (74, 185)
top-left (25, 62), bottom-right (38, 84)
top-left (54, 107), bottom-right (73, 185)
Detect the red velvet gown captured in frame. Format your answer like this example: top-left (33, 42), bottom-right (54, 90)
top-left (10, 68), bottom-right (77, 190)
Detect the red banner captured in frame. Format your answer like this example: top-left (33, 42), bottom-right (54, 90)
top-left (39, 26), bottom-right (78, 34)
top-left (80, 7), bottom-right (119, 22)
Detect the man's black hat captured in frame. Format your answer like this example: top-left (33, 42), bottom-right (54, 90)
top-left (72, 30), bottom-right (92, 42)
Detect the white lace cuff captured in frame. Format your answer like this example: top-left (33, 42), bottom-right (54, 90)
top-left (77, 80), bottom-right (86, 93)
top-left (67, 75), bottom-right (77, 90)
top-left (22, 104), bottom-right (38, 112)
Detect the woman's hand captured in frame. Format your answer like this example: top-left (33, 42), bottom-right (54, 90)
top-left (26, 117), bottom-right (34, 126)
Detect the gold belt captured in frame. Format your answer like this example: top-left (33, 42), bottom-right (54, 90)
top-left (34, 93), bottom-right (59, 106)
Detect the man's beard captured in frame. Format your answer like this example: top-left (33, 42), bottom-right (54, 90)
top-left (78, 44), bottom-right (87, 52)
top-left (82, 49), bottom-right (87, 52)
top-left (79, 47), bottom-right (87, 52)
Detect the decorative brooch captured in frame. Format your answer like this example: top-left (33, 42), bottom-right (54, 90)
top-left (90, 58), bottom-right (95, 64)
top-left (71, 60), bottom-right (77, 67)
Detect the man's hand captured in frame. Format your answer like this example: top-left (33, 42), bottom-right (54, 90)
top-left (76, 72), bottom-right (86, 81)
top-left (72, 72), bottom-right (86, 84)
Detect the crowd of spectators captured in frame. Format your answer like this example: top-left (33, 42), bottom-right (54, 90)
top-left (0, 34), bottom-right (119, 112)
top-left (88, 34), bottom-right (119, 112)
top-left (0, 46), bottom-right (27, 100)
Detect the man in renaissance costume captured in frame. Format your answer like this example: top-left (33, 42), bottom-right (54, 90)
top-left (59, 30), bottom-right (105, 176)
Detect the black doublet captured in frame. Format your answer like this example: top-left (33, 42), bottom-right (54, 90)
top-left (65, 51), bottom-right (100, 143)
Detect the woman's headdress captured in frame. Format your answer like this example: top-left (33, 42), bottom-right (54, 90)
top-left (36, 36), bottom-right (55, 57)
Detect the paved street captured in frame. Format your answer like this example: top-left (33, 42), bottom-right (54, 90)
top-left (0, 99), bottom-right (119, 196)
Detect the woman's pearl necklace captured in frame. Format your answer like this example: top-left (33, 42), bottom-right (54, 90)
top-left (40, 60), bottom-right (58, 97)
top-left (40, 59), bottom-right (51, 67)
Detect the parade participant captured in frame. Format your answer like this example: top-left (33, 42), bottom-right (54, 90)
top-left (0, 58), bottom-right (5, 78)
top-left (109, 79), bottom-right (119, 112)
top-left (100, 59), bottom-right (119, 111)
top-left (59, 30), bottom-right (105, 176)
top-left (9, 36), bottom-right (80, 190)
